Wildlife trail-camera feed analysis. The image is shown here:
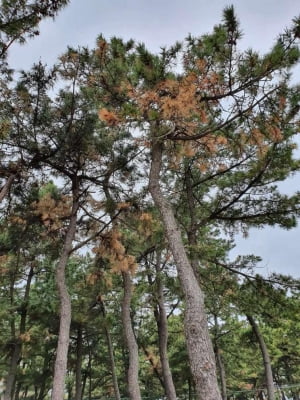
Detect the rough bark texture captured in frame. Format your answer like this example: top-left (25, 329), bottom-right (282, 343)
top-left (3, 265), bottom-right (34, 400)
top-left (247, 315), bottom-right (275, 400)
top-left (121, 271), bottom-right (141, 400)
top-left (149, 141), bottom-right (221, 400)
top-left (154, 255), bottom-right (177, 400)
top-left (51, 182), bottom-right (80, 400)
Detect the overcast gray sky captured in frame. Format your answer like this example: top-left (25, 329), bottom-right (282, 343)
top-left (7, 0), bottom-right (300, 278)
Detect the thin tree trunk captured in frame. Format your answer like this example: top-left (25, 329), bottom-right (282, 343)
top-left (185, 163), bottom-right (201, 280)
top-left (215, 342), bottom-right (227, 400)
top-left (214, 316), bottom-right (227, 400)
top-left (82, 340), bottom-right (92, 400)
top-left (75, 325), bottom-right (83, 400)
top-left (51, 180), bottom-right (80, 400)
top-left (37, 350), bottom-right (52, 400)
top-left (81, 369), bottom-right (88, 400)
top-left (121, 271), bottom-right (141, 400)
top-left (246, 315), bottom-right (275, 400)
top-left (99, 299), bottom-right (121, 400)
top-left (0, 172), bottom-right (17, 203)
top-left (14, 382), bottom-right (21, 400)
top-left (102, 180), bottom-right (131, 400)
top-left (154, 253), bottom-right (177, 400)
top-left (4, 265), bottom-right (34, 400)
top-left (149, 140), bottom-right (221, 400)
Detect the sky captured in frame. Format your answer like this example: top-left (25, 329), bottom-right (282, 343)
top-left (7, 0), bottom-right (300, 278)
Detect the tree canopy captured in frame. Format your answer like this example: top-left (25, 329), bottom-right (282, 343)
top-left (0, 4), bottom-right (300, 400)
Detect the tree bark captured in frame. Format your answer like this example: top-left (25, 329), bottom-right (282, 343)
top-left (3, 265), bottom-right (34, 400)
top-left (154, 253), bottom-right (177, 400)
top-left (246, 315), bottom-right (275, 400)
top-left (0, 172), bottom-right (17, 203)
top-left (149, 140), bottom-right (221, 400)
top-left (121, 271), bottom-right (141, 400)
top-left (51, 180), bottom-right (80, 400)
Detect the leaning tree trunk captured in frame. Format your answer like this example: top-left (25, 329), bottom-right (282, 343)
top-left (121, 271), bottom-right (141, 400)
top-left (51, 180), bottom-right (80, 400)
top-left (154, 253), bottom-right (177, 400)
top-left (0, 172), bottom-right (17, 203)
top-left (3, 265), bottom-right (34, 400)
top-left (149, 140), bottom-right (221, 400)
top-left (247, 315), bottom-right (275, 400)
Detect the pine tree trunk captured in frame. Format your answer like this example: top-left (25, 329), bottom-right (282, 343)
top-left (0, 172), bottom-right (17, 203)
top-left (246, 315), bottom-right (275, 400)
top-left (149, 140), bottom-right (221, 400)
top-left (154, 254), bottom-right (177, 400)
top-left (121, 271), bottom-right (141, 400)
top-left (75, 325), bottom-right (83, 400)
top-left (215, 340), bottom-right (227, 400)
top-left (185, 163), bottom-right (201, 279)
top-left (51, 181), bottom-right (80, 400)
top-left (100, 300), bottom-right (121, 400)
top-left (102, 182), bottom-right (129, 400)
top-left (82, 342), bottom-right (92, 400)
top-left (214, 316), bottom-right (227, 400)
top-left (37, 350), bottom-right (52, 400)
top-left (3, 265), bottom-right (34, 400)
top-left (3, 342), bottom-right (22, 400)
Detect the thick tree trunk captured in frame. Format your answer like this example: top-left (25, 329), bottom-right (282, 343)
top-left (75, 325), bottom-right (83, 400)
top-left (149, 140), bottom-right (221, 400)
top-left (154, 254), bottom-right (177, 400)
top-left (121, 271), bottom-right (141, 400)
top-left (247, 315), bottom-right (275, 400)
top-left (51, 181), bottom-right (80, 400)
top-left (3, 265), bottom-right (34, 400)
